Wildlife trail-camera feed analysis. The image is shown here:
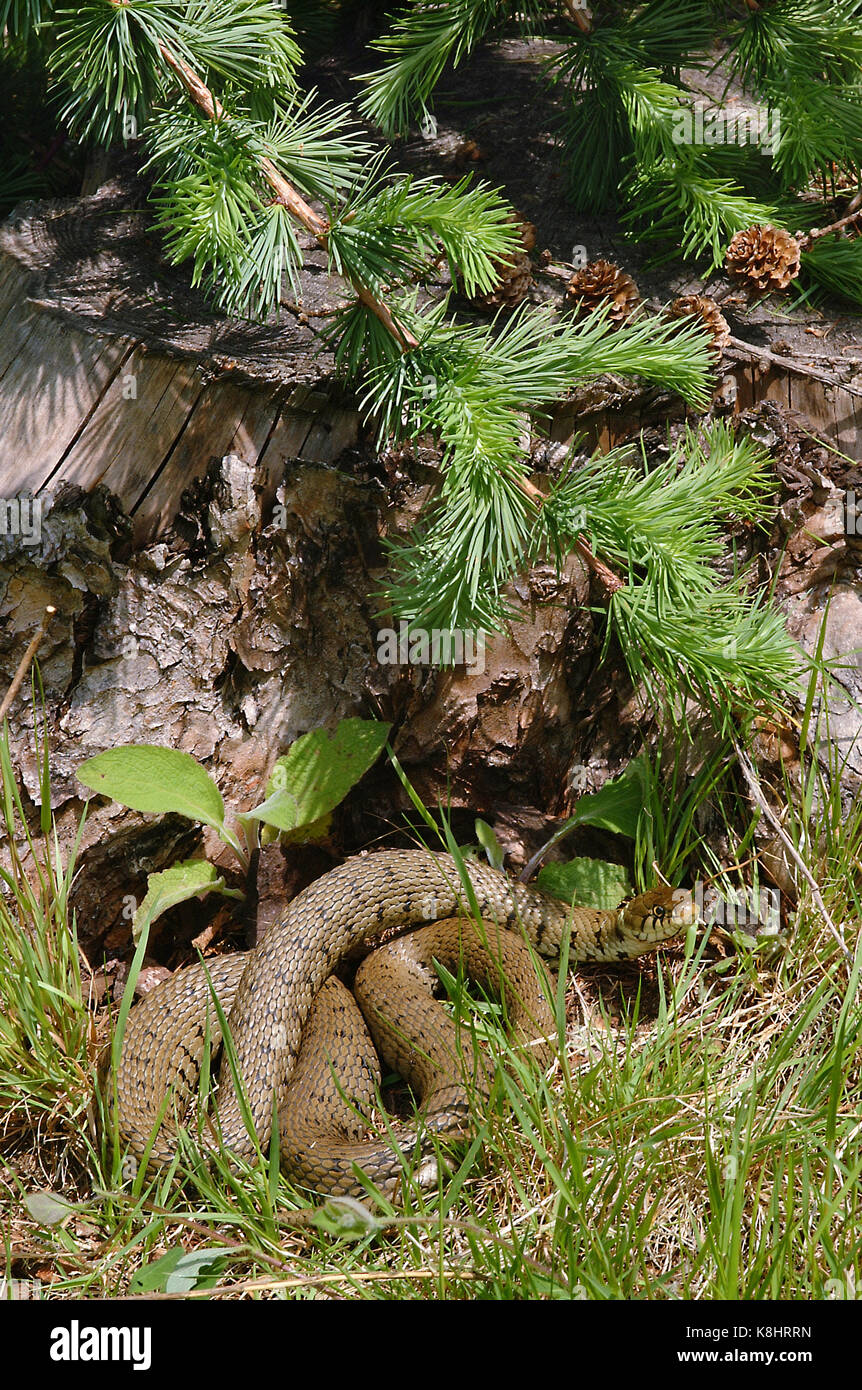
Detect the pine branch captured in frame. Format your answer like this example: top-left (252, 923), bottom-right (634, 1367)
top-left (49, 0), bottom-right (300, 144)
top-left (623, 156), bottom-right (782, 268)
top-left (366, 302), bottom-right (715, 633)
top-left (153, 36), bottom-right (422, 350)
top-left (767, 77), bottom-right (862, 189)
top-left (360, 0), bottom-right (538, 135)
top-left (798, 199), bottom-right (862, 248)
top-left (728, 0), bottom-right (862, 88)
top-left (542, 422), bottom-right (800, 718)
top-left (798, 240), bottom-right (862, 313)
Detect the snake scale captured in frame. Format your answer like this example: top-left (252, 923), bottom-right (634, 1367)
top-left (115, 849), bottom-right (694, 1197)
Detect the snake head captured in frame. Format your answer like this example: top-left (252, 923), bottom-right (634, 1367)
top-left (622, 885), bottom-right (698, 952)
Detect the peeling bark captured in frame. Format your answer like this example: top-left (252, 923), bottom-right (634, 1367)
top-left (1, 452), bottom-right (598, 951)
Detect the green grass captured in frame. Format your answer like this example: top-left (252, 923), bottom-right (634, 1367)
top-left (1, 697), bottom-right (860, 1300)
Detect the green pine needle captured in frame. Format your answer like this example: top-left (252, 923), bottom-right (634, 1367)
top-left (623, 156), bottom-right (782, 269)
top-left (544, 421), bottom-right (799, 719)
top-left (50, 0), bottom-right (299, 144)
top-left (728, 0), bottom-right (862, 89)
top-left (802, 238), bottom-right (862, 309)
top-left (767, 77), bottom-right (862, 190)
top-left (360, 0), bottom-right (526, 136)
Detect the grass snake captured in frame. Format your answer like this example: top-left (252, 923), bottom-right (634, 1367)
top-left (114, 848), bottom-right (694, 1197)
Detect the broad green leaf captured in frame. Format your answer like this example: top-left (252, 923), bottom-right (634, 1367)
top-left (129, 1247), bottom-right (233, 1295)
top-left (313, 1195), bottom-right (382, 1239)
top-left (256, 811), bottom-right (334, 846)
top-left (281, 811), bottom-right (334, 845)
top-left (248, 719), bottom-right (391, 833)
top-left (524, 758), bottom-right (648, 880)
top-left (165, 1248), bottom-right (232, 1294)
top-left (474, 818), bottom-right (504, 870)
top-left (537, 857), bottom-right (632, 910)
top-left (24, 1190), bottom-right (78, 1226)
top-left (76, 746), bottom-right (225, 830)
top-left (128, 1248), bottom-right (185, 1295)
top-left (131, 860), bottom-right (238, 944)
top-left (565, 756), bottom-right (647, 840)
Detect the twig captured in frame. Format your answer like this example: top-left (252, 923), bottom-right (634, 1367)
top-left (573, 538), bottom-right (625, 593)
top-left (790, 350), bottom-right (862, 364)
top-left (282, 298), bottom-right (354, 320)
top-left (515, 475), bottom-right (625, 595)
top-left (563, 2), bottom-right (593, 33)
top-left (726, 335), bottom-right (862, 401)
top-left (797, 204), bottom-right (862, 251)
top-left (535, 263), bottom-right (575, 282)
top-left (732, 740), bottom-right (851, 963)
top-left (127, 1269), bottom-right (485, 1298)
top-left (0, 607), bottom-right (55, 722)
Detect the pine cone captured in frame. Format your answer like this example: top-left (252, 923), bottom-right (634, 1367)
top-left (668, 294), bottom-right (731, 356)
top-left (566, 259), bottom-right (640, 323)
top-left (725, 225), bottom-right (801, 294)
top-left (470, 216), bottom-right (536, 311)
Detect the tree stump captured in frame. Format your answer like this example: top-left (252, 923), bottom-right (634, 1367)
top-left (0, 168), bottom-right (613, 951)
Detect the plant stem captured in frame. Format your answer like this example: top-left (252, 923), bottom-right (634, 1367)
top-left (574, 538), bottom-right (625, 594)
top-left (726, 336), bottom-right (862, 401)
top-left (732, 740), bottom-right (850, 965)
top-left (563, 1), bottom-right (592, 33)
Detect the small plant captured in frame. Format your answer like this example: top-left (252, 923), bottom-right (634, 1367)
top-left (75, 717), bottom-right (391, 940)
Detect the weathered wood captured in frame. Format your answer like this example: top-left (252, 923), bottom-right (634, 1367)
top-left (255, 387), bottom-right (325, 505)
top-left (0, 454), bottom-right (598, 951)
top-left (132, 380), bottom-right (282, 544)
top-left (58, 347), bottom-right (204, 501)
top-left (834, 387), bottom-right (862, 458)
top-left (0, 168), bottom-right (360, 540)
top-left (1, 311), bottom-right (130, 497)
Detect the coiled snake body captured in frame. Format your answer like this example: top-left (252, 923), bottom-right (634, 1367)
top-left (115, 849), bottom-right (693, 1197)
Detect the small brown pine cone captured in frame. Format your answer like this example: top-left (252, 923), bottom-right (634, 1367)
top-left (566, 259), bottom-right (640, 323)
top-left (668, 294), bottom-right (731, 356)
top-left (470, 215), bottom-right (536, 311)
top-left (725, 225), bottom-right (802, 294)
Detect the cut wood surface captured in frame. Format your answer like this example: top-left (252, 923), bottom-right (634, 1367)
top-left (0, 169), bottom-right (359, 545)
top-left (3, 165), bottom-right (860, 555)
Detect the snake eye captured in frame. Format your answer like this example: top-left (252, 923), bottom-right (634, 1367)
top-left (652, 904), bottom-right (666, 922)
